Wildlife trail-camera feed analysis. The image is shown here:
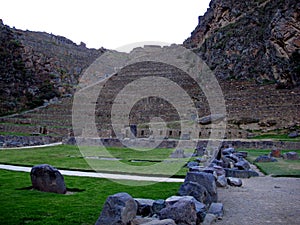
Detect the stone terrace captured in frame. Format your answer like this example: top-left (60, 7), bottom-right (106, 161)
top-left (1, 62), bottom-right (299, 140)
top-left (0, 97), bottom-right (73, 137)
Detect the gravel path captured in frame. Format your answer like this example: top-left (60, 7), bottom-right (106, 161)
top-left (216, 176), bottom-right (300, 225)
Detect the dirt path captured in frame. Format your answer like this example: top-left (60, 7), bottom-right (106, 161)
top-left (216, 176), bottom-right (300, 225)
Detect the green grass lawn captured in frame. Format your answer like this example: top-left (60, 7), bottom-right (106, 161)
top-left (249, 133), bottom-right (300, 142)
top-left (0, 169), bottom-right (181, 225)
top-left (246, 149), bottom-right (300, 177)
top-left (0, 131), bottom-right (33, 136)
top-left (0, 145), bottom-right (190, 177)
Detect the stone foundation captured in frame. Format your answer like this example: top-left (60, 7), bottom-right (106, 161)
top-left (66, 137), bottom-right (300, 150)
top-left (0, 135), bottom-right (62, 148)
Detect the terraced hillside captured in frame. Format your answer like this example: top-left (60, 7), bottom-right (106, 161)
top-left (0, 97), bottom-right (73, 138)
top-left (1, 0), bottom-right (299, 144)
top-left (1, 53), bottom-right (299, 141)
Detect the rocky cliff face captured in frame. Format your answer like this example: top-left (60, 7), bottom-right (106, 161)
top-left (184, 0), bottom-right (300, 88)
top-left (0, 19), bottom-right (105, 116)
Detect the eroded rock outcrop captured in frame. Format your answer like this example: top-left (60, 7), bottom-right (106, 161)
top-left (0, 19), bottom-right (105, 116)
top-left (184, 0), bottom-right (300, 88)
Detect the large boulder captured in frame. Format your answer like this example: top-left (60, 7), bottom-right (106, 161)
top-left (202, 213), bottom-right (217, 225)
top-left (208, 203), bottom-right (224, 219)
top-left (131, 217), bottom-right (176, 225)
top-left (222, 147), bottom-right (235, 155)
top-left (30, 164), bottom-right (67, 194)
top-left (141, 219), bottom-right (176, 225)
top-left (178, 181), bottom-right (209, 204)
top-left (184, 172), bottom-right (218, 203)
top-left (186, 161), bottom-right (200, 169)
top-left (159, 198), bottom-right (197, 225)
top-left (254, 155), bottom-right (278, 163)
top-left (283, 152), bottom-right (299, 160)
top-left (227, 177), bottom-right (243, 187)
top-left (288, 131), bottom-right (299, 138)
top-left (134, 198), bottom-right (155, 217)
top-left (152, 199), bottom-right (166, 215)
top-left (165, 196), bottom-right (207, 223)
top-left (95, 192), bottom-right (137, 225)
top-left (234, 160), bottom-right (251, 170)
top-left (225, 153), bottom-right (240, 163)
top-left (216, 175), bottom-right (227, 188)
top-left (224, 168), bottom-right (259, 178)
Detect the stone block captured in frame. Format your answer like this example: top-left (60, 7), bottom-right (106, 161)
top-left (216, 175), bottom-right (227, 188)
top-left (208, 203), bottom-right (224, 219)
top-left (283, 152), bottom-right (299, 160)
top-left (165, 196), bottom-right (207, 223)
top-left (224, 168), bottom-right (259, 178)
top-left (254, 155), bottom-right (278, 163)
top-left (184, 172), bottom-right (218, 203)
top-left (135, 198), bottom-right (155, 217)
top-left (30, 164), bottom-right (66, 194)
top-left (152, 199), bottom-right (166, 215)
top-left (178, 181), bottom-right (209, 204)
top-left (142, 219), bottom-right (176, 225)
top-left (95, 192), bottom-right (137, 225)
top-left (227, 177), bottom-right (242, 187)
top-left (159, 199), bottom-right (197, 225)
top-left (234, 160), bottom-right (251, 170)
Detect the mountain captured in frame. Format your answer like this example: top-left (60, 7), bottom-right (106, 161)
top-left (0, 19), bottom-right (105, 116)
top-left (184, 0), bottom-right (300, 88)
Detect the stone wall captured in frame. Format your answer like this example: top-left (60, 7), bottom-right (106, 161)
top-left (0, 135), bottom-right (62, 148)
top-left (65, 137), bottom-right (300, 150)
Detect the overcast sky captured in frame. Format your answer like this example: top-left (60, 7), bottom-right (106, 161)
top-left (0, 0), bottom-right (210, 50)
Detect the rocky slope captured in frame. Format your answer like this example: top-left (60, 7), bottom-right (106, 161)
top-left (0, 19), bottom-right (105, 116)
top-left (184, 0), bottom-right (300, 88)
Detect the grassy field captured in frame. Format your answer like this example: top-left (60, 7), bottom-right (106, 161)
top-left (0, 145), bottom-right (299, 224)
top-left (249, 133), bottom-right (300, 142)
top-left (0, 169), bottom-right (181, 225)
top-left (0, 131), bottom-right (33, 136)
top-left (246, 149), bottom-right (300, 177)
top-left (0, 145), bottom-right (190, 177)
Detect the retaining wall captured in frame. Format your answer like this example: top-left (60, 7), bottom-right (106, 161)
top-left (65, 137), bottom-right (300, 150)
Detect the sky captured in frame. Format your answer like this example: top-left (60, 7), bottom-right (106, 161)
top-left (0, 0), bottom-right (211, 50)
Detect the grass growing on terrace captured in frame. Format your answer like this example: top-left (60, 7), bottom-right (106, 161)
top-left (0, 169), bottom-right (181, 225)
top-left (0, 131), bottom-right (33, 136)
top-left (246, 149), bottom-right (300, 177)
top-left (249, 133), bottom-right (300, 142)
top-left (0, 145), bottom-right (191, 177)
